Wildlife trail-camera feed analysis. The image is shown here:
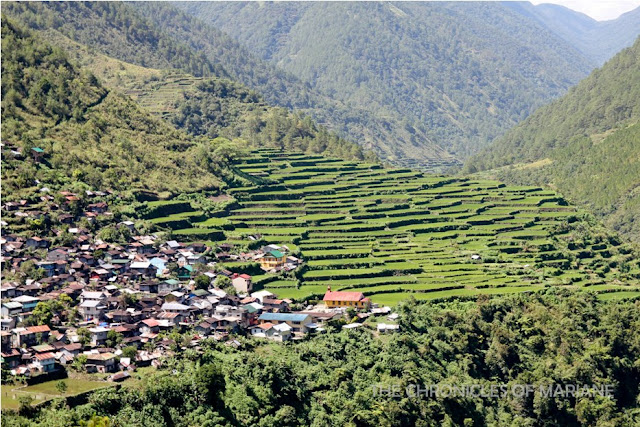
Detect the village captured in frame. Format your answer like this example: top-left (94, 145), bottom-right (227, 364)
top-left (1, 194), bottom-right (399, 383)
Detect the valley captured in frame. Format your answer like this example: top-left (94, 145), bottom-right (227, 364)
top-left (2, 3), bottom-right (640, 426)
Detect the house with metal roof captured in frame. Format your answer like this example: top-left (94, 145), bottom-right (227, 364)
top-left (257, 312), bottom-right (312, 333)
top-left (323, 290), bottom-right (371, 309)
top-left (256, 249), bottom-right (286, 270)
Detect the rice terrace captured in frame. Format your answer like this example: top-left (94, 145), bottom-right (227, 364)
top-left (146, 149), bottom-right (640, 305)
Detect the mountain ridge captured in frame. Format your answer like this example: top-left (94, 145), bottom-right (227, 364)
top-left (505, 2), bottom-right (640, 64)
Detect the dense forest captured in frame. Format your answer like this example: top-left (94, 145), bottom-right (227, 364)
top-left (2, 1), bottom-right (447, 170)
top-left (465, 38), bottom-right (640, 242)
top-left (11, 1), bottom-right (636, 170)
top-left (3, 289), bottom-right (639, 426)
top-left (3, 2), bottom-right (378, 165)
top-left (170, 80), bottom-right (372, 161)
top-left (0, 18), bottom-right (237, 198)
top-left (177, 1), bottom-right (602, 162)
top-left (1, 2), bottom-right (226, 79)
top-left (24, 21), bottom-right (371, 163)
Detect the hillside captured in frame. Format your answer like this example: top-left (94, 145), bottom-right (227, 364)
top-left (4, 291), bottom-right (640, 425)
top-left (465, 38), bottom-right (640, 241)
top-left (129, 2), bottom-right (458, 170)
top-left (35, 29), bottom-right (371, 162)
top-left (0, 2), bottom-right (226, 79)
top-left (506, 2), bottom-right (640, 65)
top-left (3, 1), bottom-right (456, 171)
top-left (177, 1), bottom-right (598, 163)
top-left (0, 18), bottom-right (234, 198)
top-left (138, 149), bottom-right (640, 304)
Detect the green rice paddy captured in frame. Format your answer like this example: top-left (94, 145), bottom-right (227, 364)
top-left (146, 149), bottom-right (640, 304)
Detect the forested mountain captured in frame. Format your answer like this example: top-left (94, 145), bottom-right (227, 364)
top-left (130, 2), bottom-right (459, 169)
top-left (1, 18), bottom-right (238, 198)
top-left (31, 29), bottom-right (370, 163)
top-left (3, 1), bottom-right (453, 170)
top-left (2, 2), bottom-right (371, 165)
top-left (176, 1), bottom-right (603, 164)
top-left (1, 2), bottom-right (226, 79)
top-left (465, 38), bottom-right (640, 242)
top-left (506, 2), bottom-right (640, 65)
top-left (5, 1), bottom-right (639, 170)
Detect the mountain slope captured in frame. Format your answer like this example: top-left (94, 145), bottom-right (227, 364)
top-left (1, 18), bottom-right (235, 198)
top-left (465, 38), bottom-right (640, 241)
top-left (177, 1), bottom-right (596, 162)
top-left (506, 2), bottom-right (640, 65)
top-left (3, 1), bottom-right (456, 170)
top-left (32, 27), bottom-right (371, 163)
top-left (127, 2), bottom-right (457, 169)
top-left (1, 2), bottom-right (227, 79)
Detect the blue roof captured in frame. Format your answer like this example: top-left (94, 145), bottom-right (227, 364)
top-left (258, 312), bottom-right (309, 323)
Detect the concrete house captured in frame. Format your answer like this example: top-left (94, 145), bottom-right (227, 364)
top-left (1, 302), bottom-right (23, 318)
top-left (32, 352), bottom-right (56, 373)
top-left (79, 300), bottom-right (107, 321)
top-left (323, 290), bottom-right (371, 309)
top-left (250, 322), bottom-right (292, 342)
top-left (231, 274), bottom-right (252, 294)
top-left (85, 352), bottom-right (117, 373)
top-left (12, 325), bottom-right (51, 348)
top-left (46, 249), bottom-right (69, 262)
top-left (257, 313), bottom-right (312, 334)
top-left (89, 327), bottom-right (110, 346)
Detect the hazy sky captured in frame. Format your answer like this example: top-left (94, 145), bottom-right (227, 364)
top-left (529, 0), bottom-right (640, 21)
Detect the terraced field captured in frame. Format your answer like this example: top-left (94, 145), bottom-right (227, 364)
top-left (146, 149), bottom-right (640, 304)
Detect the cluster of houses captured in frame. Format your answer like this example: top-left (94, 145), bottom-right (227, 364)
top-left (1, 195), bottom-right (398, 381)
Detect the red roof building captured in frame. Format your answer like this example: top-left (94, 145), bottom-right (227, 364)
top-left (33, 352), bottom-right (56, 361)
top-left (25, 325), bottom-right (51, 334)
top-left (141, 318), bottom-right (160, 327)
top-left (323, 290), bottom-right (371, 309)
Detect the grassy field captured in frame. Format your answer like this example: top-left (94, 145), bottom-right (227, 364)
top-left (145, 149), bottom-right (640, 304)
top-left (1, 379), bottom-right (111, 410)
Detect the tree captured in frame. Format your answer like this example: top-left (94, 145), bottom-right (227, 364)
top-left (106, 330), bottom-right (123, 348)
top-left (122, 345), bottom-right (138, 360)
top-left (17, 395), bottom-right (34, 416)
top-left (55, 380), bottom-right (68, 394)
top-left (71, 354), bottom-right (88, 371)
top-left (195, 274), bottom-right (211, 290)
top-left (82, 415), bottom-right (112, 427)
top-left (31, 301), bottom-right (55, 326)
top-left (214, 275), bottom-right (231, 289)
top-left (122, 292), bottom-right (138, 308)
top-left (19, 260), bottom-right (45, 282)
top-left (77, 327), bottom-right (91, 347)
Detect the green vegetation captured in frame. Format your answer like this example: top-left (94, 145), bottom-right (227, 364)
top-left (145, 149), bottom-right (639, 303)
top-left (1, 379), bottom-right (110, 411)
top-left (2, 2), bottom-right (385, 166)
top-left (4, 290), bottom-right (640, 425)
top-left (177, 1), bottom-right (597, 168)
top-left (1, 19), bottom-right (235, 197)
top-left (10, 1), bottom-right (630, 170)
top-left (5, 5), bottom-right (372, 164)
top-left (466, 38), bottom-right (640, 241)
top-left (1, 2), bottom-right (225, 79)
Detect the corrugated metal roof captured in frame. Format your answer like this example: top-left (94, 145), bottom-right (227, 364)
top-left (258, 312), bottom-right (310, 323)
